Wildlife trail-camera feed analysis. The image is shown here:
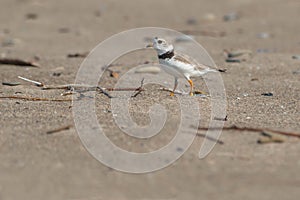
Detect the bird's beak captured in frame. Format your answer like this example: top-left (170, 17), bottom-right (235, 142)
top-left (146, 43), bottom-right (153, 48)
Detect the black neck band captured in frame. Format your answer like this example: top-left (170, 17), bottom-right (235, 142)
top-left (158, 51), bottom-right (174, 59)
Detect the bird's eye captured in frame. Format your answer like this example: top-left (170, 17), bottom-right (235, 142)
top-left (157, 40), bottom-right (162, 44)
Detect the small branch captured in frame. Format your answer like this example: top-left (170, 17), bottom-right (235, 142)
top-left (0, 96), bottom-right (71, 102)
top-left (46, 125), bottom-right (72, 134)
top-left (196, 133), bottom-right (224, 144)
top-left (67, 52), bottom-right (89, 58)
top-left (217, 68), bottom-right (227, 73)
top-left (198, 125), bottom-right (300, 138)
top-left (18, 76), bottom-right (43, 86)
top-left (0, 58), bottom-right (40, 67)
top-left (96, 86), bottom-right (113, 98)
top-left (131, 78), bottom-right (145, 97)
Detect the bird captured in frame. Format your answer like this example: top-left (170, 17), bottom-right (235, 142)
top-left (147, 37), bottom-right (216, 96)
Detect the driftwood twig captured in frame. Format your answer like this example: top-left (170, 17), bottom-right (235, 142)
top-left (0, 96), bottom-right (71, 102)
top-left (198, 125), bottom-right (300, 138)
top-left (46, 125), bottom-right (72, 134)
top-left (0, 58), bottom-right (40, 67)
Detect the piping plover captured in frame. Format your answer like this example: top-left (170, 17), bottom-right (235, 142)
top-left (147, 37), bottom-right (216, 96)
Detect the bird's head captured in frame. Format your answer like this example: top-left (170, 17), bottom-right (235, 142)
top-left (147, 37), bottom-right (174, 55)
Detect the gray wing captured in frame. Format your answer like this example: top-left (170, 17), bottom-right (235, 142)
top-left (173, 53), bottom-right (213, 71)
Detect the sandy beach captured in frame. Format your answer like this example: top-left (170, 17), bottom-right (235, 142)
top-left (0, 0), bottom-right (300, 199)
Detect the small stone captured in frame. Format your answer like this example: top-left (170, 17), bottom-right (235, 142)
top-left (203, 13), bottom-right (216, 22)
top-left (58, 27), bottom-right (70, 33)
top-left (225, 58), bottom-right (242, 63)
top-left (261, 92), bottom-right (273, 96)
top-left (292, 69), bottom-right (300, 74)
top-left (94, 10), bottom-right (101, 17)
top-left (52, 72), bottom-right (61, 77)
top-left (292, 55), bottom-right (300, 60)
top-left (2, 38), bottom-right (15, 47)
top-left (223, 12), bottom-right (239, 21)
top-left (257, 32), bottom-right (271, 39)
top-left (26, 13), bottom-right (38, 20)
top-left (186, 18), bottom-right (197, 25)
top-left (176, 147), bottom-right (184, 152)
top-left (225, 49), bottom-right (252, 58)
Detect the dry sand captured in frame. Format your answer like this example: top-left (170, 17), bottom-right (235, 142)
top-left (0, 0), bottom-right (300, 199)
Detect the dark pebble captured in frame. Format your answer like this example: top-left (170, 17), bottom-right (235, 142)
top-left (26, 13), bottom-right (38, 20)
top-left (52, 72), bottom-right (62, 77)
top-left (58, 27), bottom-right (70, 33)
top-left (292, 55), bottom-right (300, 60)
top-left (186, 18), bottom-right (197, 25)
top-left (223, 12), bottom-right (239, 21)
top-left (225, 58), bottom-right (241, 63)
top-left (176, 147), bottom-right (184, 152)
top-left (261, 92), bottom-right (273, 96)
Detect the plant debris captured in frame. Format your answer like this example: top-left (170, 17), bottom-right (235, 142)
top-left (198, 125), bottom-right (300, 139)
top-left (292, 55), bottom-right (300, 60)
top-left (225, 58), bottom-right (243, 63)
top-left (186, 18), bottom-right (198, 25)
top-left (257, 131), bottom-right (286, 144)
top-left (0, 58), bottom-right (40, 67)
top-left (0, 96), bottom-right (71, 102)
top-left (217, 68), bottom-right (227, 72)
top-left (196, 133), bottom-right (224, 144)
top-left (214, 115), bottom-right (228, 121)
top-left (225, 50), bottom-right (252, 58)
top-left (18, 76), bottom-right (43, 86)
top-left (46, 125), bottom-right (72, 134)
top-left (131, 78), bottom-right (145, 97)
top-left (223, 12), bottom-right (239, 21)
top-left (2, 82), bottom-right (21, 86)
top-left (26, 13), bottom-right (38, 20)
top-left (67, 52), bottom-right (89, 58)
top-left (224, 49), bottom-right (252, 63)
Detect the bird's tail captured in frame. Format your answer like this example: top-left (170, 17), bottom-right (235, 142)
top-left (195, 68), bottom-right (218, 76)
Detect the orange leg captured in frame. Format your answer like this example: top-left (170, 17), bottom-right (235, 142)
top-left (188, 79), bottom-right (194, 96)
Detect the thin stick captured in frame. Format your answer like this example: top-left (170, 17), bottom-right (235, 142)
top-left (196, 133), bottom-right (224, 144)
top-left (131, 78), bottom-right (145, 97)
top-left (67, 52), bottom-right (89, 58)
top-left (0, 58), bottom-right (40, 67)
top-left (46, 125), bottom-right (72, 134)
top-left (41, 84), bottom-right (146, 91)
top-left (198, 125), bottom-right (300, 138)
top-left (18, 76), bottom-right (43, 86)
top-left (0, 96), bottom-right (71, 102)
top-left (96, 86), bottom-right (113, 98)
